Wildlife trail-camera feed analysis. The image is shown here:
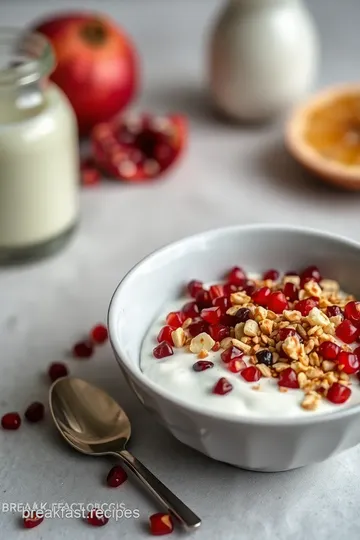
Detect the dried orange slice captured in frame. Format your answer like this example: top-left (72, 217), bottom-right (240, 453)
top-left (286, 84), bottom-right (360, 189)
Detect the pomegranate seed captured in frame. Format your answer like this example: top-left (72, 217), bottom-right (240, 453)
top-left (256, 349), bottom-right (273, 366)
top-left (295, 297), bottom-right (318, 316)
top-left (337, 351), bottom-right (360, 374)
top-left (25, 402), bottom-right (44, 423)
top-left (187, 280), bottom-right (203, 298)
top-left (73, 340), bottom-right (94, 359)
top-left (283, 282), bottom-right (299, 301)
top-left (87, 509), bottom-right (109, 527)
top-left (278, 327), bottom-right (296, 341)
top-left (267, 291), bottom-right (288, 314)
top-left (188, 320), bottom-right (209, 337)
top-left (182, 301), bottom-right (199, 319)
top-left (200, 306), bottom-right (221, 325)
top-left (213, 377), bottom-right (233, 395)
top-left (227, 266), bottom-right (246, 286)
top-left (213, 296), bottom-right (230, 313)
top-left (336, 319), bottom-right (359, 344)
top-left (242, 281), bottom-right (256, 296)
top-left (209, 324), bottom-right (229, 342)
top-left (234, 307), bottom-right (251, 323)
top-left (90, 324), bottom-right (108, 344)
top-left (327, 383), bottom-right (351, 404)
top-left (251, 287), bottom-right (271, 307)
top-left (318, 341), bottom-right (340, 361)
top-left (300, 276), bottom-right (314, 289)
top-left (344, 301), bottom-right (360, 325)
top-left (193, 360), bottom-right (214, 372)
top-left (241, 366), bottom-right (261, 382)
top-left (157, 326), bottom-right (175, 345)
top-left (23, 512), bottom-right (44, 529)
top-left (1, 412), bottom-right (21, 430)
top-left (166, 311), bottom-right (185, 328)
top-left (221, 346), bottom-right (244, 364)
top-left (220, 314), bottom-right (238, 327)
top-left (354, 345), bottom-right (360, 356)
top-left (149, 513), bottom-right (174, 536)
top-left (106, 465), bottom-right (128, 487)
top-left (209, 284), bottom-right (224, 301)
top-left (81, 166), bottom-right (100, 187)
top-left (195, 290), bottom-right (212, 309)
top-left (223, 283), bottom-right (238, 296)
top-left (228, 358), bottom-right (246, 373)
top-left (263, 269), bottom-right (279, 281)
top-left (48, 362), bottom-right (68, 382)
top-left (153, 341), bottom-right (173, 359)
top-left (326, 305), bottom-right (344, 318)
top-left (300, 265), bottom-right (322, 282)
top-left (212, 342), bottom-right (221, 351)
top-left (278, 367), bottom-right (299, 389)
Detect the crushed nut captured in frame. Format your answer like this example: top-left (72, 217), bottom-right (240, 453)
top-left (257, 364), bottom-right (272, 377)
top-left (320, 279), bottom-right (339, 293)
top-left (230, 292), bottom-right (251, 305)
top-left (259, 319), bottom-right (274, 335)
top-left (254, 306), bottom-right (268, 322)
top-left (189, 332), bottom-right (215, 353)
top-left (198, 349), bottom-right (209, 359)
top-left (251, 384), bottom-right (261, 391)
top-left (297, 372), bottom-right (308, 388)
top-left (182, 318), bottom-right (192, 329)
top-left (282, 335), bottom-right (302, 360)
top-left (283, 310), bottom-right (302, 323)
top-left (172, 327), bottom-right (186, 348)
top-left (229, 338), bottom-right (252, 354)
top-left (307, 307), bottom-right (331, 328)
top-left (283, 275), bottom-right (300, 287)
top-left (279, 386), bottom-right (288, 393)
top-left (234, 322), bottom-right (245, 340)
top-left (322, 360), bottom-right (336, 372)
top-left (273, 362), bottom-right (291, 372)
top-left (244, 319), bottom-right (260, 337)
top-left (301, 391), bottom-right (320, 411)
top-left (304, 279), bottom-right (322, 298)
top-left (226, 306), bottom-right (242, 316)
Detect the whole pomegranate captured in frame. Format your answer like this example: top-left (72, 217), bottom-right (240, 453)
top-left (34, 12), bottom-right (139, 135)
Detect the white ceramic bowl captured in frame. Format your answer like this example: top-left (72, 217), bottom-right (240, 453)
top-left (108, 225), bottom-right (360, 472)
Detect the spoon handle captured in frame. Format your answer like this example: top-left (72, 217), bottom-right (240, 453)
top-left (116, 449), bottom-right (201, 530)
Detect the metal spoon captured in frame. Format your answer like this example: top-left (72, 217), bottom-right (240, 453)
top-left (49, 377), bottom-right (201, 530)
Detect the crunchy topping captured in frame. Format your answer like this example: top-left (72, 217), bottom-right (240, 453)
top-left (189, 332), bottom-right (215, 353)
top-left (172, 327), bottom-right (186, 348)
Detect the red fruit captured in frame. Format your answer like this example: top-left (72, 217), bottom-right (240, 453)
top-left (48, 362), bottom-right (68, 382)
top-left (300, 265), bottom-right (322, 283)
top-left (278, 367), bottom-right (299, 389)
top-left (220, 314), bottom-right (238, 327)
top-left (326, 305), bottom-right (344, 318)
top-left (166, 311), bottom-right (185, 329)
top-left (336, 319), bottom-right (359, 344)
top-left (318, 341), bottom-right (340, 361)
top-left (267, 291), bottom-right (288, 314)
top-left (200, 306), bottom-right (221, 325)
top-left (336, 351), bottom-right (360, 374)
top-left (354, 346), bottom-right (360, 356)
top-left (228, 358), bottom-right (246, 373)
top-left (327, 383), bottom-right (351, 404)
top-left (1, 412), bottom-right (21, 430)
top-left (149, 513), bottom-right (174, 536)
top-left (35, 13), bottom-right (139, 135)
top-left (209, 324), bottom-right (229, 342)
top-left (221, 346), bottom-right (244, 364)
top-left (223, 283), bottom-right (238, 296)
top-left (23, 512), bottom-right (44, 529)
top-left (193, 360), bottom-right (214, 372)
top-left (90, 324), bottom-right (108, 344)
top-left (227, 266), bottom-right (246, 286)
top-left (188, 320), bottom-right (209, 337)
top-left (278, 328), bottom-right (296, 341)
top-left (344, 301), bottom-right (360, 325)
top-left (213, 296), bottom-right (230, 314)
top-left (87, 509), bottom-right (109, 527)
top-left (212, 342), bottom-right (221, 352)
top-left (106, 465), bottom-right (128, 487)
top-left (213, 377), bottom-right (233, 395)
top-left (157, 326), bottom-right (175, 345)
top-left (283, 282), bottom-right (299, 301)
top-left (81, 158), bottom-right (101, 186)
top-left (263, 269), bottom-right (279, 281)
top-left (182, 301), bottom-right (199, 319)
top-left (187, 280), bottom-right (203, 298)
top-left (73, 340), bottom-right (94, 358)
top-left (240, 366), bottom-right (261, 382)
top-left (242, 281), bottom-right (256, 296)
top-left (25, 402), bottom-right (45, 423)
top-left (153, 341), bottom-right (173, 359)
top-left (295, 297), bottom-right (318, 316)
top-left (92, 113), bottom-right (187, 181)
top-left (209, 284), bottom-right (224, 301)
top-left (195, 289), bottom-right (212, 309)
top-left (251, 287), bottom-right (271, 307)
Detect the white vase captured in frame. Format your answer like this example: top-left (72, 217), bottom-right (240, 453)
top-left (208, 0), bottom-right (320, 121)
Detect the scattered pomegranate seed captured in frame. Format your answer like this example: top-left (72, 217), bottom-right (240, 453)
top-left (234, 307), bottom-right (251, 323)
top-left (327, 383), bottom-right (351, 404)
top-left (242, 281), bottom-right (256, 296)
top-left (166, 311), bottom-right (185, 329)
top-left (283, 282), bottom-right (299, 301)
top-left (213, 296), bottom-right (230, 313)
top-left (187, 280), bottom-right (203, 298)
top-left (295, 297), bottom-right (318, 316)
top-left (209, 324), bottom-right (229, 342)
top-left (223, 283), bottom-right (238, 296)
top-left (240, 366), bottom-right (261, 382)
top-left (90, 324), bottom-right (108, 344)
top-left (228, 358), bottom-right (246, 373)
top-left (354, 346), bottom-right (360, 357)
top-left (263, 269), bottom-right (279, 281)
top-left (153, 341), bottom-right (173, 359)
top-left (336, 351), bottom-right (360, 374)
top-left (326, 305), bottom-right (344, 318)
top-left (227, 266), bottom-right (246, 286)
top-left (200, 306), bottom-right (221, 325)
top-left (300, 265), bottom-right (322, 283)
top-left (318, 341), bottom-right (340, 361)
top-left (182, 301), bottom-right (199, 319)
top-left (188, 320), bottom-right (209, 337)
top-left (278, 327), bottom-right (296, 341)
top-left (267, 291), bottom-right (288, 314)
top-left (344, 301), bottom-right (360, 325)
top-left (221, 346), bottom-right (244, 364)
top-left (87, 509), bottom-right (109, 527)
top-left (220, 314), bottom-right (238, 327)
top-left (48, 362), bottom-right (68, 382)
top-left (157, 326), bottom-right (175, 345)
top-left (195, 290), bottom-right (212, 309)
top-left (213, 377), bottom-right (233, 395)
top-left (149, 513), bottom-right (174, 536)
top-left (278, 367), bottom-right (299, 389)
top-left (1, 412), bottom-right (21, 430)
top-left (251, 287), bottom-right (271, 307)
top-left (81, 159), bottom-right (101, 187)
top-left (24, 402), bottom-right (45, 423)
top-left (106, 465), bottom-right (128, 487)
top-left (336, 319), bottom-right (359, 344)
top-left (23, 512), bottom-right (44, 529)
top-left (209, 284), bottom-right (224, 301)
top-left (72, 340), bottom-right (94, 359)
top-left (193, 360), bottom-right (214, 372)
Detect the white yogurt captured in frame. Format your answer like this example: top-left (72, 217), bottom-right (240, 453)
top-left (140, 297), bottom-right (360, 419)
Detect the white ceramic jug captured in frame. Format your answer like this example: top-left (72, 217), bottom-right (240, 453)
top-left (208, 0), bottom-right (319, 121)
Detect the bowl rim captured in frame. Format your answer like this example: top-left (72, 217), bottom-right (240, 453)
top-left (108, 223), bottom-right (360, 427)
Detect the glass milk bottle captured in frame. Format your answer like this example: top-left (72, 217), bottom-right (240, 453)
top-left (208, 0), bottom-right (320, 121)
top-left (0, 29), bottom-right (79, 263)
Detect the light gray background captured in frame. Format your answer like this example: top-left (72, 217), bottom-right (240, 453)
top-left (1, 0), bottom-right (360, 538)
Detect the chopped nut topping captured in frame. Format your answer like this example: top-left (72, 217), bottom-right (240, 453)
top-left (283, 310), bottom-right (302, 323)
top-left (259, 319), bottom-right (274, 335)
top-left (307, 307), bottom-right (331, 328)
top-left (172, 327), bottom-right (186, 348)
top-left (234, 322), bottom-right (245, 340)
top-left (254, 306), bottom-right (268, 322)
top-left (301, 391), bottom-right (320, 411)
top-left (189, 332), bottom-right (215, 353)
top-left (257, 364), bottom-right (272, 377)
top-left (320, 279), bottom-right (339, 293)
top-left (304, 279), bottom-right (322, 298)
top-left (198, 349), bottom-right (209, 359)
top-left (244, 319), bottom-right (260, 337)
top-left (230, 292), bottom-right (251, 305)
top-left (282, 335), bottom-right (302, 360)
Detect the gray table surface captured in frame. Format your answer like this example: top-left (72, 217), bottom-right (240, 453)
top-left (1, 0), bottom-right (360, 538)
